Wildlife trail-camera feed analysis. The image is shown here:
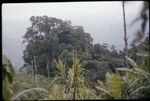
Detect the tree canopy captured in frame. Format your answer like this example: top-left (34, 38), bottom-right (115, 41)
top-left (22, 16), bottom-right (93, 76)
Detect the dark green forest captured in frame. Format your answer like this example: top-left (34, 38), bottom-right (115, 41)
top-left (2, 1), bottom-right (149, 100)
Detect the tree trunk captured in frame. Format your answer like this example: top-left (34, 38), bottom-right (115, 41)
top-left (46, 60), bottom-right (50, 77)
top-left (34, 56), bottom-right (37, 75)
top-left (122, 1), bottom-right (128, 68)
top-left (34, 56), bottom-right (38, 86)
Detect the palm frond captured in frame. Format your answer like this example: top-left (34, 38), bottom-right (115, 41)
top-left (12, 88), bottom-right (48, 100)
top-left (130, 86), bottom-right (147, 96)
top-left (49, 84), bottom-right (66, 100)
top-left (125, 56), bottom-right (137, 67)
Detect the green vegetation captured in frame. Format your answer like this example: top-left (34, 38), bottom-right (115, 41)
top-left (2, 50), bottom-right (150, 100)
top-left (2, 1), bottom-right (149, 100)
top-left (2, 55), bottom-right (15, 101)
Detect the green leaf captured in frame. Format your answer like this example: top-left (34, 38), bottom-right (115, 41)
top-left (116, 68), bottom-right (131, 71)
top-left (95, 86), bottom-right (111, 95)
top-left (2, 55), bottom-right (15, 100)
top-left (2, 80), bottom-right (12, 101)
top-left (3, 55), bottom-right (15, 83)
top-left (12, 88), bottom-right (48, 100)
top-left (125, 56), bottom-right (137, 67)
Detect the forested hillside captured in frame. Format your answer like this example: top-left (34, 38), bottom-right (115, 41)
top-left (2, 1), bottom-right (149, 100)
top-left (20, 16), bottom-right (125, 81)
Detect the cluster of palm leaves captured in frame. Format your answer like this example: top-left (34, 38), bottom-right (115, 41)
top-left (3, 51), bottom-right (150, 100)
top-left (51, 52), bottom-right (96, 100)
top-left (2, 55), bottom-right (51, 100)
top-left (2, 52), bottom-right (96, 100)
top-left (95, 55), bottom-right (150, 99)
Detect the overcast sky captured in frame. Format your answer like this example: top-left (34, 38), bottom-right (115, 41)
top-left (2, 1), bottom-right (148, 69)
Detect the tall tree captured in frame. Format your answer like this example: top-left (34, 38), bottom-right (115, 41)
top-left (22, 16), bottom-right (93, 76)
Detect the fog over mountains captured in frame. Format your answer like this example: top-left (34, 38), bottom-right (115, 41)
top-left (2, 2), bottom-right (149, 70)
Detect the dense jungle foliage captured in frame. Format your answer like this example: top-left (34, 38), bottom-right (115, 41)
top-left (2, 1), bottom-right (149, 100)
